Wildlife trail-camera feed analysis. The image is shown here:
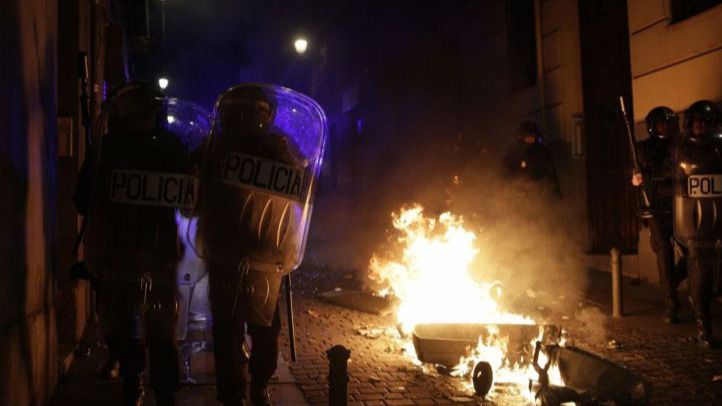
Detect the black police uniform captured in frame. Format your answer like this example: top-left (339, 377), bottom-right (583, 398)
top-left (206, 264), bottom-right (281, 406)
top-left (673, 100), bottom-right (722, 348)
top-left (199, 87), bottom-right (301, 406)
top-left (75, 84), bottom-right (192, 406)
top-left (502, 123), bottom-right (561, 196)
top-left (636, 107), bottom-right (686, 322)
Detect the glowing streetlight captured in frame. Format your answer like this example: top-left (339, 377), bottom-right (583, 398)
top-left (294, 38), bottom-right (308, 55)
top-left (158, 77), bottom-right (169, 90)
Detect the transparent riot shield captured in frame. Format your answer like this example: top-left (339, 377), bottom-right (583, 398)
top-left (164, 98), bottom-right (215, 381)
top-left (83, 83), bottom-right (205, 339)
top-left (165, 97), bottom-right (213, 344)
top-left (197, 83), bottom-right (327, 275)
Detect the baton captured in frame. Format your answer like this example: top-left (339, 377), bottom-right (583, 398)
top-left (619, 96), bottom-right (653, 219)
top-left (71, 52), bottom-right (93, 258)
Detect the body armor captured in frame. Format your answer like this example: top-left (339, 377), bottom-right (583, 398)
top-left (197, 83), bottom-right (326, 326)
top-left (638, 138), bottom-right (675, 218)
top-left (674, 100), bottom-right (722, 348)
top-left (673, 141), bottom-right (722, 246)
top-left (82, 84), bottom-right (203, 339)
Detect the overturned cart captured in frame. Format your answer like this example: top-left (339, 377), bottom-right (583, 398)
top-left (412, 323), bottom-right (652, 405)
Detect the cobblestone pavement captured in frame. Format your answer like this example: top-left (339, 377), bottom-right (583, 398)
top-left (282, 294), bottom-right (529, 406)
top-left (283, 266), bottom-right (722, 405)
top-left (50, 266), bottom-right (722, 405)
top-left (561, 271), bottom-right (722, 406)
top-left (50, 337), bottom-right (306, 405)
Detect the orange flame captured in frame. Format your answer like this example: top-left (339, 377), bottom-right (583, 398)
top-left (370, 205), bottom-right (563, 398)
top-left (370, 205), bottom-right (532, 333)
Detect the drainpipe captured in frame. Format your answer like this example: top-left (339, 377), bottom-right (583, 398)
top-left (534, 0), bottom-right (547, 134)
top-left (611, 247), bottom-right (624, 318)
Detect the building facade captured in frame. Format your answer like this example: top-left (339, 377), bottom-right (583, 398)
top-left (628, 0), bottom-right (722, 282)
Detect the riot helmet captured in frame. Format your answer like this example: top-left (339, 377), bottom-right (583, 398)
top-left (105, 82), bottom-right (163, 137)
top-left (218, 85), bottom-right (274, 135)
top-left (645, 106), bottom-right (678, 140)
top-left (517, 120), bottom-right (542, 145)
top-left (684, 100), bottom-right (721, 143)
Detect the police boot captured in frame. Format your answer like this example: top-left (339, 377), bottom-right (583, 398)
top-left (250, 382), bottom-right (272, 406)
top-left (123, 374), bottom-right (145, 406)
top-left (696, 317), bottom-right (717, 349)
top-left (663, 297), bottom-right (680, 324)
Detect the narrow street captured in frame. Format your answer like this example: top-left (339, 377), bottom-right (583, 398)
top-left (51, 266), bottom-right (722, 405)
top-left (7, 2), bottom-right (722, 405)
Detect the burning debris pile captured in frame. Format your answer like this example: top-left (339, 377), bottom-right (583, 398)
top-left (367, 205), bottom-right (650, 405)
top-left (369, 205), bottom-right (532, 332)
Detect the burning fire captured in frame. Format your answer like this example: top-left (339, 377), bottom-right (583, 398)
top-left (369, 205), bottom-right (533, 333)
top-left (370, 205), bottom-right (562, 398)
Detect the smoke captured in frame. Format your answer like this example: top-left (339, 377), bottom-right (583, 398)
top-left (287, 0), bottom-right (590, 314)
top-left (305, 124), bottom-right (590, 320)
top-left (572, 306), bottom-right (609, 347)
top-left (453, 163), bottom-right (590, 315)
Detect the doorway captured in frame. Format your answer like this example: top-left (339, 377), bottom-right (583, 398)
top-left (578, 0), bottom-right (638, 254)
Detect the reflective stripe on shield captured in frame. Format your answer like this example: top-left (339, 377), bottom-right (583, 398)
top-left (688, 174), bottom-right (722, 198)
top-left (220, 152), bottom-right (305, 201)
top-left (110, 170), bottom-right (199, 209)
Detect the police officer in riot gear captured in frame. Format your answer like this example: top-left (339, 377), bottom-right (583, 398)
top-left (198, 84), bottom-right (326, 406)
top-left (632, 106), bottom-right (686, 323)
top-left (502, 120), bottom-right (560, 195)
top-left (674, 100), bottom-right (722, 348)
top-left (75, 83), bottom-right (196, 405)
top-left (200, 86), bottom-right (294, 406)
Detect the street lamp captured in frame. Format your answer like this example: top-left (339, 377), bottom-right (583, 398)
top-left (158, 77), bottom-right (169, 90)
top-left (294, 37), bottom-right (308, 55)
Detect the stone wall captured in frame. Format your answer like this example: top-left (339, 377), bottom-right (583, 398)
top-left (0, 0), bottom-right (59, 405)
top-left (625, 0), bottom-right (722, 282)
top-left (628, 0), bottom-right (722, 120)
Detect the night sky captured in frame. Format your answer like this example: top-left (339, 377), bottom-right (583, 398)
top-left (161, 0), bottom-right (485, 110)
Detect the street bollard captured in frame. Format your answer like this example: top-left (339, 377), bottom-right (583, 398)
top-left (327, 345), bottom-right (351, 406)
top-left (611, 247), bottom-right (623, 317)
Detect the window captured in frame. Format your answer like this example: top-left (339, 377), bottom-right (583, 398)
top-left (506, 0), bottom-right (537, 90)
top-left (670, 0), bottom-right (722, 23)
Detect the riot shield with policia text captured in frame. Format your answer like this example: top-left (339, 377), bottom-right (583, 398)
top-left (674, 101), bottom-right (722, 296)
top-left (196, 84), bottom-right (327, 327)
top-left (197, 83), bottom-right (326, 273)
top-left (80, 82), bottom-right (204, 339)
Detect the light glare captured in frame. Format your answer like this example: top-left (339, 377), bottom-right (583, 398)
top-left (294, 38), bottom-right (308, 54)
top-left (158, 77), bottom-right (169, 90)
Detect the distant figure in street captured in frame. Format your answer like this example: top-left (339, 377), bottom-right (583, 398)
top-left (502, 120), bottom-right (560, 196)
top-left (632, 106), bottom-right (686, 324)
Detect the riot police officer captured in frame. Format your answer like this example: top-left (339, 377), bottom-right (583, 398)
top-left (197, 84), bottom-right (326, 405)
top-left (674, 100), bottom-right (722, 348)
top-left (632, 106), bottom-right (686, 323)
top-left (76, 83), bottom-right (197, 405)
top-left (502, 120), bottom-right (560, 195)
top-left (202, 86), bottom-right (283, 406)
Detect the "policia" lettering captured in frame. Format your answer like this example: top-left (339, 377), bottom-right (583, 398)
top-left (221, 152), bottom-right (304, 200)
top-left (688, 174), bottom-right (722, 198)
top-left (110, 170), bottom-right (198, 209)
